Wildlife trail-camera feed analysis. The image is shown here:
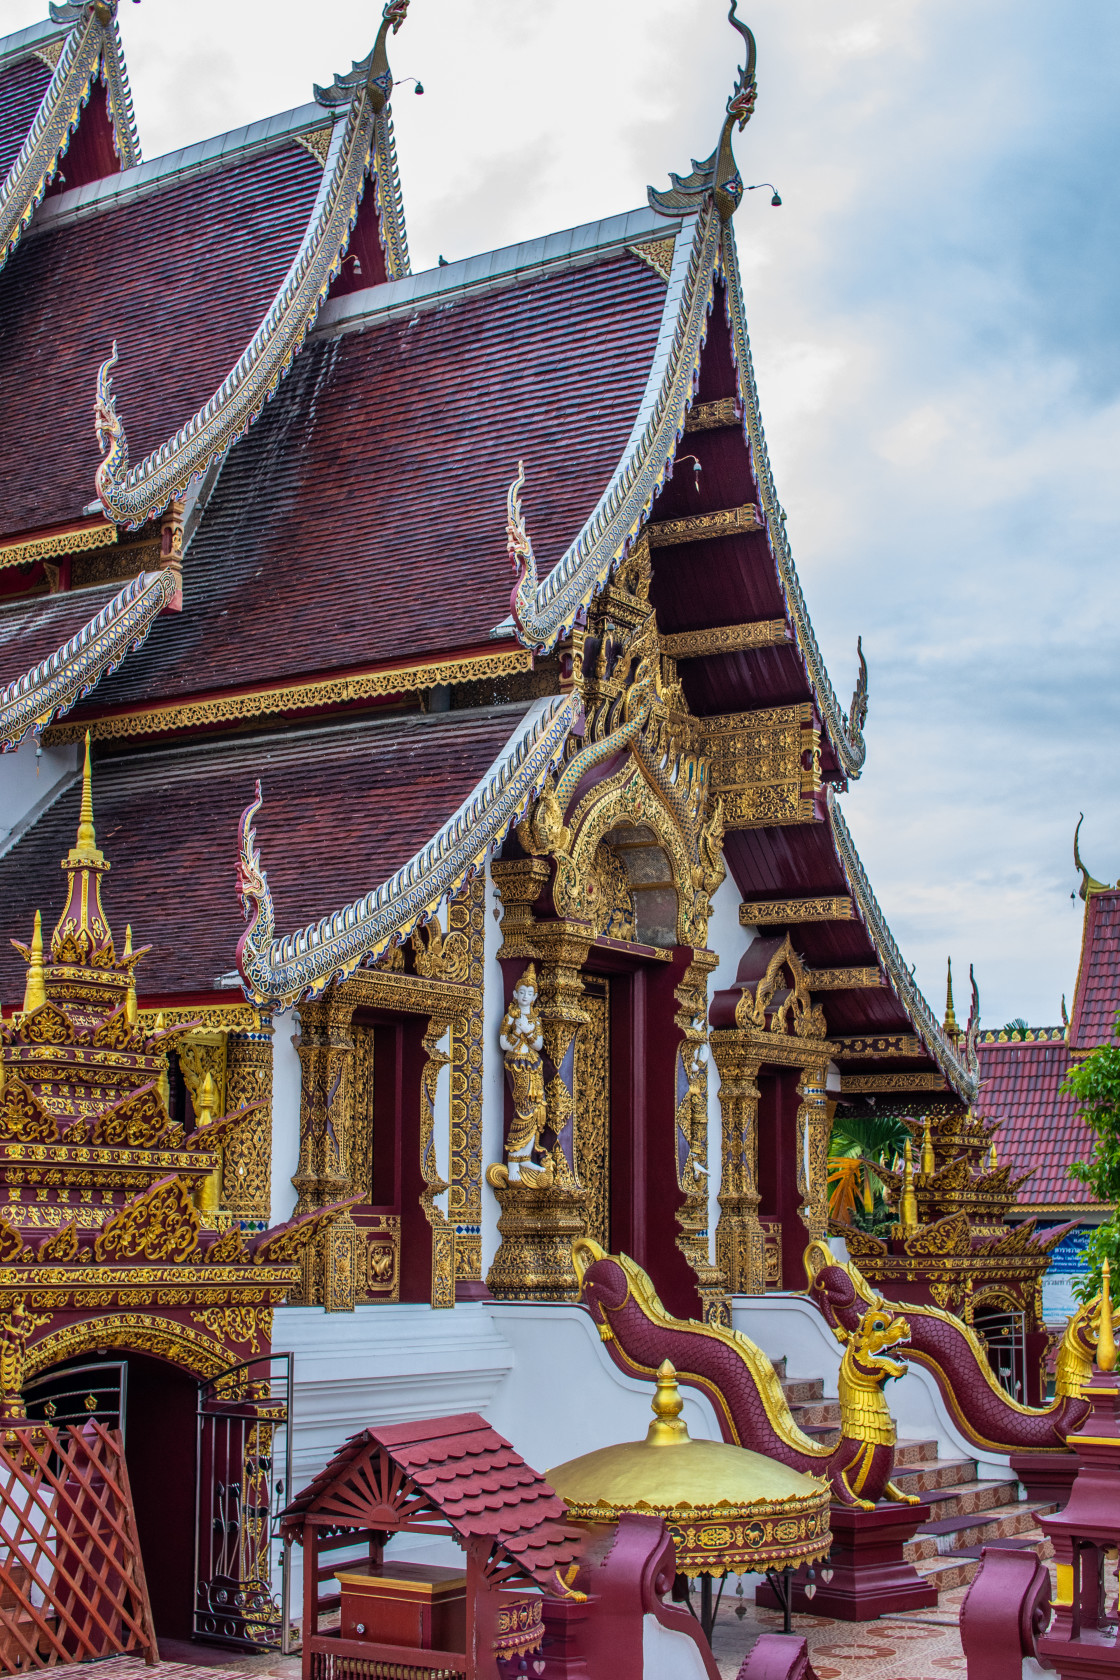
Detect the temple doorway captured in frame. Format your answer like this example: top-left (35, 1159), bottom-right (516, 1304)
top-left (25, 1351), bottom-right (199, 1640)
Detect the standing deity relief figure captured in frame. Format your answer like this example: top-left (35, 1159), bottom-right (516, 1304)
top-left (486, 964), bottom-right (554, 1190)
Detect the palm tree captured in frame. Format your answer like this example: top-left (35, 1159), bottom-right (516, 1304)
top-left (827, 1112), bottom-right (913, 1227)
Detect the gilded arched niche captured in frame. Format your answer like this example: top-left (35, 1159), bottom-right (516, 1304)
top-left (565, 762), bottom-right (694, 947)
top-left (24, 1315), bottom-right (231, 1386)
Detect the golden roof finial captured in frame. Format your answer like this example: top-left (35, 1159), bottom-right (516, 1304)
top-left (921, 1115), bottom-right (935, 1177)
top-left (988, 1137), bottom-right (998, 1170)
top-left (1098, 1260), bottom-right (1116, 1374)
top-left (944, 957), bottom-right (958, 1038)
top-left (68, 732), bottom-right (104, 868)
top-left (124, 927), bottom-right (138, 1029)
top-left (900, 1140), bottom-right (919, 1232)
top-left (21, 911), bottom-right (47, 1016)
top-left (1074, 813), bottom-right (1110, 902)
top-left (197, 1070), bottom-right (217, 1129)
top-left (646, 1360), bottom-right (690, 1447)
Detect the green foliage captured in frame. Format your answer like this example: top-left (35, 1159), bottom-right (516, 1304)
top-left (1061, 1037), bottom-right (1120, 1303)
top-left (1003, 1018), bottom-right (1030, 1040)
top-left (828, 1112), bottom-right (912, 1226)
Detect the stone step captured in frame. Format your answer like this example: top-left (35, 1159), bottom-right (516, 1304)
top-left (893, 1438), bottom-right (940, 1467)
top-left (891, 1457), bottom-right (981, 1496)
top-left (952, 1530), bottom-right (1054, 1563)
top-left (789, 1400), bottom-right (841, 1428)
top-left (914, 1554), bottom-right (982, 1594)
top-left (905, 1501), bottom-right (1057, 1560)
top-left (921, 1478), bottom-right (1019, 1524)
top-left (781, 1376), bottom-right (825, 1405)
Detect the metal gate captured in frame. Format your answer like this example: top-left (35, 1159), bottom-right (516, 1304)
top-left (22, 1362), bottom-right (128, 1438)
top-left (193, 1353), bottom-right (293, 1653)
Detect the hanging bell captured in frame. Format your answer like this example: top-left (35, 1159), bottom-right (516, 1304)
top-left (734, 1576), bottom-right (746, 1620)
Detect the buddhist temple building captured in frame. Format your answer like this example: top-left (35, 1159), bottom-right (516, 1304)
top-left (0, 0), bottom-right (1065, 1662)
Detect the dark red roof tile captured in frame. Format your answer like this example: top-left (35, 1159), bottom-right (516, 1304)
top-left (70, 251), bottom-right (667, 706)
top-left (977, 1040), bottom-right (1098, 1207)
top-left (0, 54), bottom-right (50, 179)
top-left (1069, 890), bottom-right (1120, 1050)
top-left (0, 142), bottom-right (321, 538)
top-left (0, 705), bottom-right (525, 1001)
top-left (0, 583), bottom-right (124, 688)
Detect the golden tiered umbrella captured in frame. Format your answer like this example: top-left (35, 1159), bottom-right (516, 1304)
top-left (548, 1361), bottom-right (830, 1638)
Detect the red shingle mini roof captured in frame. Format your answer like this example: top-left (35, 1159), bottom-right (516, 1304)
top-left (1069, 888), bottom-right (1120, 1050)
top-left (0, 705), bottom-right (527, 1001)
top-left (0, 142), bottom-right (320, 539)
top-left (282, 1412), bottom-right (583, 1590)
top-left (977, 1040), bottom-right (1100, 1209)
top-left (70, 251), bottom-right (667, 710)
top-left (0, 54), bottom-right (50, 178)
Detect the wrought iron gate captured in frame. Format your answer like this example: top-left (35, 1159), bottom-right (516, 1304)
top-left (23, 1361), bottom-right (128, 1437)
top-left (194, 1353), bottom-right (293, 1653)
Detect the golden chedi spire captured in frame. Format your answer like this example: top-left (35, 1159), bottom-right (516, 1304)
top-left (52, 732), bottom-right (113, 962)
top-left (944, 957), bottom-right (958, 1040)
top-left (21, 910), bottom-right (47, 1016)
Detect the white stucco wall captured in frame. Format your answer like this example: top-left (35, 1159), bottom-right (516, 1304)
top-left (270, 1008), bottom-right (302, 1227)
top-left (0, 736), bottom-right (78, 851)
top-left (704, 871), bottom-right (756, 1262)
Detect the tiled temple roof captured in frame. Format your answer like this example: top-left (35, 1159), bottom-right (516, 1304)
top-left (976, 1039), bottom-right (1103, 1213)
top-left (1069, 887), bottom-right (1120, 1050)
top-left (69, 248), bottom-right (667, 713)
top-left (282, 1413), bottom-right (583, 1589)
top-left (0, 142), bottom-right (321, 539)
top-left (0, 706), bottom-right (534, 1001)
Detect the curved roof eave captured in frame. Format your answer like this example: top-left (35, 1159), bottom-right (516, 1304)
top-left (236, 692), bottom-right (580, 1010)
top-left (829, 789), bottom-right (978, 1102)
top-left (0, 0), bottom-right (140, 270)
top-left (0, 568), bottom-right (176, 753)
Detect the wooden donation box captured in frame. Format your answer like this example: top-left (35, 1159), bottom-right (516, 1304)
top-left (335, 1563), bottom-right (468, 1653)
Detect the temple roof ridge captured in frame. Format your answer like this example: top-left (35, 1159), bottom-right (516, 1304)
top-left (92, 1), bottom-right (413, 530)
top-left (0, 1), bottom-right (140, 270)
top-left (27, 99), bottom-right (328, 236)
top-left (236, 694), bottom-right (579, 1009)
top-left (829, 789), bottom-right (978, 1100)
top-left (0, 569), bottom-right (178, 755)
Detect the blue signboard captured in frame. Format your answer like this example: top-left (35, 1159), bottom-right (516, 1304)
top-left (1046, 1230), bottom-right (1090, 1272)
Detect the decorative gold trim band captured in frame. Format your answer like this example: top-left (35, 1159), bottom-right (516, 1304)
top-left (740, 897), bottom-right (854, 927)
top-left (978, 1026), bottom-right (1066, 1044)
top-left (685, 398), bottom-right (741, 432)
top-left (136, 1004), bottom-right (263, 1032)
top-left (661, 619), bottom-right (789, 659)
top-left (833, 1035), bottom-right (923, 1059)
top-left (647, 502), bottom-right (764, 547)
top-left (805, 967), bottom-right (882, 991)
top-left (43, 647), bottom-right (535, 745)
top-left (0, 520), bottom-right (117, 572)
top-left (840, 1072), bottom-right (949, 1094)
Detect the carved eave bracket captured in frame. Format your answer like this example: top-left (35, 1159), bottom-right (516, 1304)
top-left (93, 2), bottom-right (412, 528)
top-left (1, 1), bottom-right (140, 269)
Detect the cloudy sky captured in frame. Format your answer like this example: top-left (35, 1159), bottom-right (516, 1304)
top-left (6, 0), bottom-right (1116, 1028)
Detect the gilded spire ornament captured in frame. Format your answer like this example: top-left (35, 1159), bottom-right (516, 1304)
top-left (20, 911), bottom-right (47, 1016)
top-left (920, 1115), bottom-right (935, 1177)
top-left (52, 731), bottom-right (113, 962)
top-left (1099, 1260), bottom-right (1117, 1374)
top-left (988, 1138), bottom-right (998, 1171)
top-left (944, 957), bottom-right (958, 1039)
top-left (900, 1141), bottom-right (919, 1232)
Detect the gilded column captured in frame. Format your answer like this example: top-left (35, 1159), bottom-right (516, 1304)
top-left (291, 994), bottom-right (360, 1310)
top-left (673, 952), bottom-right (728, 1321)
top-left (796, 1058), bottom-right (831, 1244)
top-left (448, 880), bottom-right (485, 1283)
top-left (223, 1025), bottom-right (273, 1225)
top-left (420, 1014), bottom-right (456, 1309)
top-left (711, 1034), bottom-right (765, 1293)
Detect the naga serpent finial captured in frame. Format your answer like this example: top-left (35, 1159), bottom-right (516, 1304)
top-left (648, 1), bottom-right (757, 221)
top-left (314, 0), bottom-right (411, 115)
top-left (235, 781), bottom-right (274, 993)
top-left (849, 636), bottom-right (868, 739)
top-left (93, 341), bottom-right (129, 514)
top-left (507, 461), bottom-right (538, 639)
top-left (1074, 812), bottom-right (1110, 901)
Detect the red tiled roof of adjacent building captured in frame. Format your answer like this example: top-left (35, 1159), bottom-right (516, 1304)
top-left (977, 1039), bottom-right (1100, 1210)
top-left (0, 583), bottom-right (124, 689)
top-left (68, 251), bottom-right (668, 708)
top-left (1069, 888), bottom-right (1120, 1050)
top-left (0, 141), bottom-right (321, 539)
top-left (0, 53), bottom-right (50, 178)
top-left (0, 705), bottom-right (527, 1000)
top-left (281, 1412), bottom-right (583, 1589)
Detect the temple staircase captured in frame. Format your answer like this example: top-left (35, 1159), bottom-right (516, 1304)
top-left (777, 1362), bottom-right (1057, 1595)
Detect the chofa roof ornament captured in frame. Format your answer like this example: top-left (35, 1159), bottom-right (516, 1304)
top-left (648, 0), bottom-right (758, 221)
top-left (314, 0), bottom-right (410, 115)
top-left (1074, 813), bottom-right (1111, 901)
